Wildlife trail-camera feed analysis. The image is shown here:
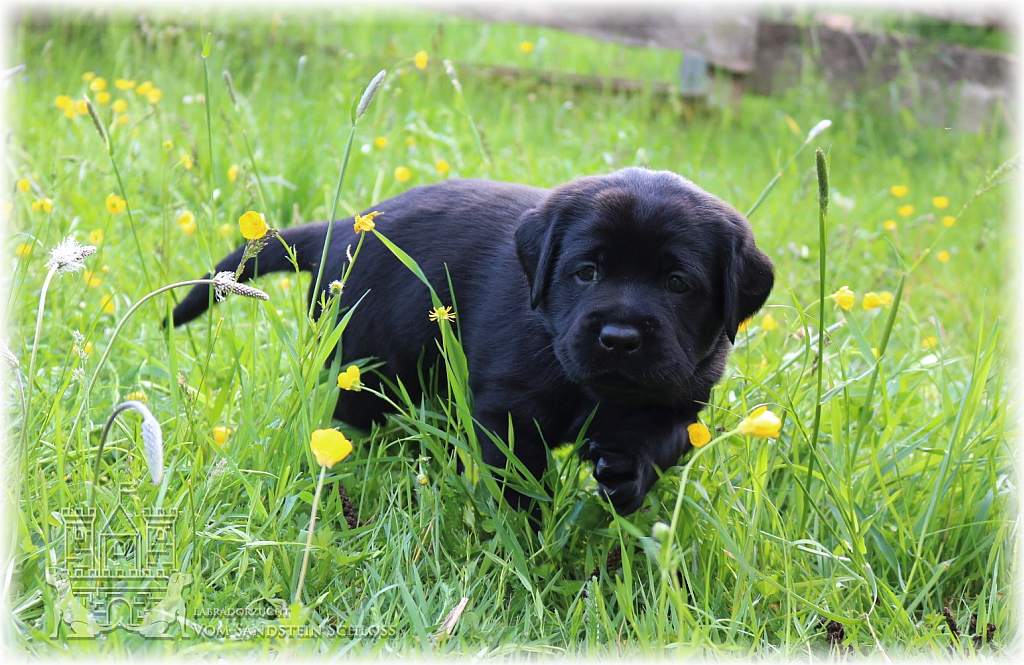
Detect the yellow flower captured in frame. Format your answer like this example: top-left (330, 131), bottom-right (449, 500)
top-left (889, 184), bottom-right (908, 197)
top-left (179, 153), bottom-right (193, 170)
top-left (353, 210), bottom-right (381, 233)
top-left (238, 210), bottom-right (268, 240)
top-left (96, 91), bottom-right (111, 105)
top-left (115, 113), bottom-right (130, 127)
top-left (373, 136), bottom-right (388, 149)
top-left (15, 242), bottom-right (33, 258)
top-left (277, 277), bottom-right (292, 291)
top-left (760, 312), bottom-right (778, 331)
top-left (146, 87), bottom-right (162, 104)
top-left (413, 50), bottom-right (429, 70)
top-left (162, 138), bottom-right (173, 151)
top-left (115, 78), bottom-right (136, 90)
top-left (519, 41), bottom-right (535, 54)
top-left (125, 390), bottom-right (147, 402)
top-left (310, 428), bottom-right (353, 467)
top-left (830, 285), bottom-right (855, 311)
top-left (428, 305), bottom-right (455, 323)
top-left (337, 365), bottom-right (362, 391)
top-left (936, 249), bottom-right (950, 263)
top-left (31, 197), bottom-right (53, 213)
top-left (922, 335), bottom-right (938, 350)
top-left (394, 165), bottom-right (412, 183)
top-left (54, 95), bottom-right (73, 110)
top-left (932, 196), bottom-right (949, 209)
top-left (883, 219), bottom-right (897, 232)
top-left (737, 318), bottom-right (750, 333)
top-left (737, 406), bottom-right (782, 439)
top-left (897, 204), bottom-right (914, 218)
top-left (83, 270), bottom-right (101, 288)
top-left (74, 99), bottom-right (88, 115)
top-left (687, 422), bottom-right (712, 448)
top-left (177, 210), bottom-right (197, 235)
top-left (213, 426), bottom-right (232, 447)
top-left (100, 294), bottom-right (116, 314)
top-left (89, 229), bottom-right (104, 245)
top-left (81, 71), bottom-right (95, 82)
top-left (89, 77), bottom-right (107, 92)
top-left (218, 223), bottom-right (233, 238)
top-left (862, 291), bottom-right (892, 310)
top-left (112, 99), bottom-right (128, 113)
top-left (105, 193), bottom-right (126, 214)
top-left (16, 178), bottom-right (30, 193)
top-left (83, 341), bottom-right (93, 355)
top-left (227, 163), bottom-right (239, 183)
top-left (136, 80), bottom-right (154, 96)
top-left (435, 159), bottom-right (450, 176)
top-left (942, 215), bottom-right (956, 228)
top-left (417, 473), bottom-right (429, 486)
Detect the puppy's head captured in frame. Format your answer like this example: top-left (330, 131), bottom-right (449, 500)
top-left (516, 168), bottom-right (773, 405)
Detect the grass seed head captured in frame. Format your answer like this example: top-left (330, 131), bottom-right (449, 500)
top-left (213, 271), bottom-right (270, 302)
top-left (47, 237), bottom-right (96, 274)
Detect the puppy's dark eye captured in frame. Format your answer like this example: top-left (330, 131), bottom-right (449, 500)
top-left (665, 274), bottom-right (689, 293)
top-left (575, 265), bottom-right (598, 283)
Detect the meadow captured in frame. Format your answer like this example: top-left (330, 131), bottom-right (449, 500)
top-left (3, 8), bottom-right (1015, 657)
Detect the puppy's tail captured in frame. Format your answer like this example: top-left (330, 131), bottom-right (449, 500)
top-left (170, 222), bottom-right (329, 327)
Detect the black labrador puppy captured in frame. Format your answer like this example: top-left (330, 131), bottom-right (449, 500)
top-left (172, 167), bottom-right (774, 514)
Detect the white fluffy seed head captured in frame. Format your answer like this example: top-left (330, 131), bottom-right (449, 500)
top-left (806, 119), bottom-right (832, 142)
top-left (47, 237), bottom-right (97, 274)
top-left (212, 271), bottom-right (270, 302)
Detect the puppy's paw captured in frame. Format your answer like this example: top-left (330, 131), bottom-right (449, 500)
top-left (592, 450), bottom-right (652, 515)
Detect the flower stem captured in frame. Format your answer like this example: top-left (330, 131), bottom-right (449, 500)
top-left (19, 267), bottom-right (57, 486)
top-left (294, 464), bottom-right (326, 606)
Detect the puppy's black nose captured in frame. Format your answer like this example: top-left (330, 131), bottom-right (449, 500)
top-left (598, 323), bottom-right (642, 353)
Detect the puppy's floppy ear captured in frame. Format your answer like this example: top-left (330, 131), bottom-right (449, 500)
top-left (515, 206), bottom-right (560, 309)
top-left (723, 230), bottom-right (774, 344)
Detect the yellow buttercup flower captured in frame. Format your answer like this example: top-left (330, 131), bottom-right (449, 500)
top-left (932, 195), bottom-right (949, 209)
top-left (96, 91), bottom-right (111, 105)
top-left (136, 80), bottom-right (154, 96)
top-left (310, 428), bottom-right (353, 467)
top-left (889, 184), bottom-right (908, 197)
top-left (394, 165), bottom-right (412, 183)
top-left (687, 422), bottom-right (712, 448)
top-left (760, 312), bottom-right (778, 331)
top-left (862, 291), bottom-right (892, 310)
top-left (105, 193), bottom-right (126, 214)
top-left (883, 219), bottom-right (897, 232)
top-left (82, 71), bottom-right (96, 82)
top-left (125, 390), bottom-right (147, 403)
top-left (435, 159), bottom-right (450, 176)
top-left (353, 210), bottom-right (381, 233)
top-left (179, 152), bottom-right (194, 170)
top-left (115, 78), bottom-right (136, 90)
top-left (161, 138), bottom-right (174, 152)
top-left (337, 365), bottom-right (362, 391)
top-left (112, 99), bottom-right (128, 114)
top-left (519, 41), bottom-right (535, 54)
top-left (74, 99), bottom-right (88, 115)
top-left (83, 341), bottom-right (93, 355)
top-left (15, 242), bottom-right (33, 258)
top-left (373, 136), bottom-right (388, 149)
top-left (737, 406), bottom-right (782, 439)
top-left (922, 335), bottom-right (938, 350)
top-left (936, 249), bottom-right (950, 263)
top-left (89, 77), bottom-right (107, 92)
top-left (55, 95), bottom-right (73, 110)
top-left (146, 87), bottom-right (162, 104)
top-left (238, 210), bottom-right (268, 240)
top-left (100, 294), bottom-right (116, 314)
top-left (115, 113), bottom-right (130, 127)
top-left (16, 178), bottom-right (30, 193)
top-left (428, 305), bottom-right (455, 323)
top-left (897, 204), bottom-right (914, 218)
top-left (227, 163), bottom-right (239, 183)
top-left (83, 270), bottom-right (102, 288)
top-left (414, 50), bottom-right (429, 70)
top-left (213, 426), bottom-right (232, 447)
top-left (942, 215), bottom-right (956, 228)
top-left (830, 285), bottom-right (855, 311)
top-left (31, 197), bottom-right (53, 213)
top-left (89, 229), bottom-right (104, 245)
top-left (177, 210), bottom-right (197, 235)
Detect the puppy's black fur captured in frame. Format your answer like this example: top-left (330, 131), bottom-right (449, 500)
top-left (173, 168), bottom-right (773, 514)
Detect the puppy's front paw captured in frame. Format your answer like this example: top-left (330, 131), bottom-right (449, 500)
top-left (592, 450), bottom-right (652, 515)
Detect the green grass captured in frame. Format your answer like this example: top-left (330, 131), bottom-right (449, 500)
top-left (4, 8), bottom-right (1015, 657)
